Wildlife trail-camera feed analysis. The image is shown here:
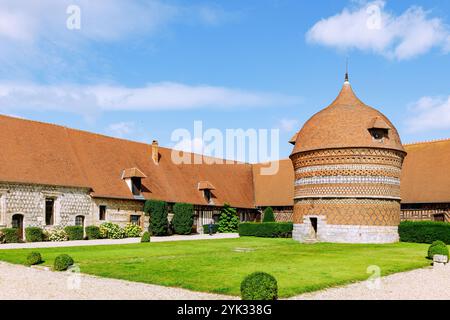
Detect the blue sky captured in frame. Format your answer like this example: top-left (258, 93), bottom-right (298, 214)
top-left (0, 0), bottom-right (450, 161)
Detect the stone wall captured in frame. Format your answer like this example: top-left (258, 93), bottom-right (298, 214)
top-left (92, 198), bottom-right (149, 230)
top-left (0, 182), bottom-right (92, 229)
top-left (292, 215), bottom-right (399, 244)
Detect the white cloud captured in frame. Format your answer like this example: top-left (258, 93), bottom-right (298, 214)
top-left (0, 82), bottom-right (301, 116)
top-left (405, 96), bottom-right (450, 132)
top-left (106, 121), bottom-right (135, 138)
top-left (0, 1), bottom-right (234, 80)
top-left (306, 1), bottom-right (450, 60)
top-left (277, 119), bottom-right (299, 132)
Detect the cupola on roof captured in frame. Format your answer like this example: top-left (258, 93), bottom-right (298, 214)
top-left (291, 77), bottom-right (405, 155)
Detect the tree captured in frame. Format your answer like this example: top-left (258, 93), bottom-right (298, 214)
top-left (262, 207), bottom-right (275, 223)
top-left (144, 199), bottom-right (168, 236)
top-left (218, 203), bottom-right (239, 233)
top-left (172, 203), bottom-right (194, 235)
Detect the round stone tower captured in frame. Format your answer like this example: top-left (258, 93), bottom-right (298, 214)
top-left (290, 75), bottom-right (406, 243)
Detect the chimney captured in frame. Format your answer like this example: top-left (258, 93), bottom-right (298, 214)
top-left (152, 140), bottom-right (159, 165)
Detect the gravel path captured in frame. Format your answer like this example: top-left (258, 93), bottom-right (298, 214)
top-left (0, 261), bottom-right (238, 300)
top-left (1, 260), bottom-right (448, 300)
top-left (291, 265), bottom-right (450, 300)
top-left (0, 233), bottom-right (239, 250)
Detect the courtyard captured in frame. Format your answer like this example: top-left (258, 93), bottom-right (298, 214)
top-left (0, 237), bottom-right (431, 298)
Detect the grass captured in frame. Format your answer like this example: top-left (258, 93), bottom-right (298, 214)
top-left (0, 237), bottom-right (430, 297)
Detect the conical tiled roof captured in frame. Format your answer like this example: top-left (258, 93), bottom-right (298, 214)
top-left (291, 81), bottom-right (405, 155)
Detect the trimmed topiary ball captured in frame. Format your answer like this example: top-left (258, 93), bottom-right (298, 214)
top-left (141, 231), bottom-right (151, 243)
top-left (26, 252), bottom-right (42, 266)
top-left (428, 241), bottom-right (449, 259)
top-left (54, 254), bottom-right (74, 271)
top-left (240, 272), bottom-right (278, 300)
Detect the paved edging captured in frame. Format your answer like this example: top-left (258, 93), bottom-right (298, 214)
top-left (0, 233), bottom-right (239, 250)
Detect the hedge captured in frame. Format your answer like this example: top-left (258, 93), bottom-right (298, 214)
top-left (172, 203), bottom-right (194, 235)
top-left (144, 199), bottom-right (168, 236)
top-left (25, 227), bottom-right (44, 242)
top-left (64, 226), bottom-right (84, 241)
top-left (399, 221), bottom-right (450, 244)
top-left (1, 228), bottom-right (20, 243)
top-left (203, 224), bottom-right (218, 234)
top-left (85, 226), bottom-right (101, 240)
top-left (238, 222), bottom-right (293, 238)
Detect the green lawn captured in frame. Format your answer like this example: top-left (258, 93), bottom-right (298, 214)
top-left (0, 238), bottom-right (430, 297)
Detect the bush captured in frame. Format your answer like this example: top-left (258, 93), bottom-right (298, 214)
top-left (54, 254), bottom-right (74, 271)
top-left (25, 227), bottom-right (44, 242)
top-left (64, 226), bottom-right (84, 241)
top-left (85, 226), bottom-right (101, 240)
top-left (141, 231), bottom-right (151, 243)
top-left (172, 203), bottom-right (194, 235)
top-left (48, 228), bottom-right (68, 242)
top-left (240, 272), bottom-right (278, 300)
top-left (0, 228), bottom-right (20, 243)
top-left (26, 252), bottom-right (42, 266)
top-left (144, 200), bottom-right (169, 236)
top-left (99, 222), bottom-right (125, 239)
top-left (124, 223), bottom-right (142, 238)
top-left (203, 224), bottom-right (218, 234)
top-left (218, 204), bottom-right (239, 233)
top-left (0, 230), bottom-right (4, 244)
top-left (238, 222), bottom-right (293, 238)
top-left (399, 221), bottom-right (450, 244)
top-left (428, 241), bottom-right (449, 259)
top-left (262, 207), bottom-right (275, 223)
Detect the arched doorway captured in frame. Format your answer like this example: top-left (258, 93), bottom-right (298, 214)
top-left (11, 214), bottom-right (24, 240)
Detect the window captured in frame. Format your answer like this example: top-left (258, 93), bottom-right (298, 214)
top-left (45, 198), bottom-right (55, 225)
top-left (131, 177), bottom-right (142, 196)
top-left (75, 215), bottom-right (85, 226)
top-left (369, 128), bottom-right (388, 141)
top-left (130, 215), bottom-right (141, 226)
top-left (99, 205), bottom-right (106, 221)
top-left (204, 189), bottom-right (212, 203)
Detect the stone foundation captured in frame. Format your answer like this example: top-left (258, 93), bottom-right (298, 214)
top-left (293, 215), bottom-right (399, 244)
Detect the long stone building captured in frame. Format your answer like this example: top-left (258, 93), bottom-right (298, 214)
top-left (0, 78), bottom-right (449, 241)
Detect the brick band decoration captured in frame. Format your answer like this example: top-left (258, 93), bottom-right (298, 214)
top-left (289, 78), bottom-right (406, 243)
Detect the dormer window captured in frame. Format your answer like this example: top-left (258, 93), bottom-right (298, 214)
top-left (121, 167), bottom-right (147, 199)
top-left (198, 181), bottom-right (215, 205)
top-left (368, 117), bottom-right (390, 142)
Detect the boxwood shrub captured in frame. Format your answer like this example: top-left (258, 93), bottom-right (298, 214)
top-left (54, 254), bottom-right (74, 271)
top-left (25, 227), bottom-right (44, 242)
top-left (64, 226), bottom-right (84, 241)
top-left (262, 207), bottom-right (275, 222)
top-left (26, 252), bottom-right (43, 266)
top-left (241, 272), bottom-right (278, 300)
top-left (0, 228), bottom-right (20, 243)
top-left (427, 241), bottom-right (449, 259)
top-left (399, 221), bottom-right (450, 244)
top-left (238, 222), bottom-right (293, 238)
top-left (144, 199), bottom-right (168, 236)
top-left (85, 225), bottom-right (101, 240)
top-left (141, 231), bottom-right (151, 243)
top-left (172, 203), bottom-right (194, 235)
top-left (203, 224), bottom-right (218, 234)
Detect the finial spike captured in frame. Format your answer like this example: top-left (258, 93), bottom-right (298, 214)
top-left (345, 57), bottom-right (349, 82)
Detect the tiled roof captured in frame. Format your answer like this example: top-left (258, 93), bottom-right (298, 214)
top-left (291, 82), bottom-right (405, 155)
top-left (0, 114), bottom-right (255, 208)
top-left (401, 139), bottom-right (450, 204)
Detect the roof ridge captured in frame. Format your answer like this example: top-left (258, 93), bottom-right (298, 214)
top-left (404, 137), bottom-right (450, 146)
top-left (0, 113), bottom-right (153, 148)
